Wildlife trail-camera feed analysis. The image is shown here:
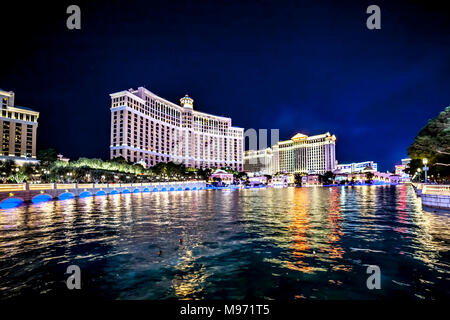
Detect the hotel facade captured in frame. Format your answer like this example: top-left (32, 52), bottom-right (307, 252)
top-left (244, 132), bottom-right (336, 175)
top-left (0, 89), bottom-right (39, 164)
top-left (110, 87), bottom-right (244, 171)
top-left (243, 148), bottom-right (274, 176)
top-left (336, 160), bottom-right (378, 174)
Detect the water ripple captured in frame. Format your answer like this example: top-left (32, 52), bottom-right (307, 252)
top-left (0, 185), bottom-right (448, 299)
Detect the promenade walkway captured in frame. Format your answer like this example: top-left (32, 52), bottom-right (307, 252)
top-left (0, 181), bottom-right (206, 209)
top-left (412, 183), bottom-right (450, 210)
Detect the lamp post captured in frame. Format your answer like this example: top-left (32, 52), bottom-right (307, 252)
top-left (417, 168), bottom-right (421, 182)
top-left (423, 158), bottom-right (428, 184)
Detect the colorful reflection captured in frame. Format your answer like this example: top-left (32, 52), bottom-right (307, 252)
top-left (0, 185), bottom-right (448, 300)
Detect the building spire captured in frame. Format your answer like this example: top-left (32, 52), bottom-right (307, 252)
top-left (180, 94), bottom-right (194, 109)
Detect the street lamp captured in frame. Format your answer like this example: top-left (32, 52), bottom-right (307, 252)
top-left (417, 168), bottom-right (421, 182)
top-left (423, 158), bottom-right (429, 184)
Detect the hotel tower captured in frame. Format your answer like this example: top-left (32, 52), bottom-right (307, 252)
top-left (244, 132), bottom-right (336, 175)
top-left (110, 87), bottom-right (244, 171)
top-left (0, 89), bottom-right (39, 164)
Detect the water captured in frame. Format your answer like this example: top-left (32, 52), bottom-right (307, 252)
top-left (0, 185), bottom-right (448, 300)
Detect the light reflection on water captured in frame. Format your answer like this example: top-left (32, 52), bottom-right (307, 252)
top-left (0, 185), bottom-right (448, 299)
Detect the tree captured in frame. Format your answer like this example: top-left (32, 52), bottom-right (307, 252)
top-left (110, 156), bottom-right (129, 165)
top-left (37, 148), bottom-right (58, 166)
top-left (8, 172), bottom-right (28, 183)
top-left (321, 171), bottom-right (335, 185)
top-left (294, 173), bottom-right (303, 186)
top-left (0, 159), bottom-right (15, 176)
top-left (198, 167), bottom-right (212, 181)
top-left (365, 172), bottom-right (374, 184)
top-left (407, 106), bottom-right (450, 182)
top-left (20, 163), bottom-right (38, 182)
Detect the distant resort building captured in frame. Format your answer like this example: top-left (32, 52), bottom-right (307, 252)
top-left (401, 158), bottom-right (411, 166)
top-left (301, 174), bottom-right (321, 187)
top-left (335, 172), bottom-right (400, 185)
top-left (0, 89), bottom-right (39, 165)
top-left (248, 175), bottom-right (268, 186)
top-left (244, 132), bottom-right (336, 175)
top-left (110, 87), bottom-right (244, 171)
top-left (271, 174), bottom-right (289, 187)
top-left (243, 148), bottom-right (273, 176)
top-left (209, 169), bottom-right (234, 186)
top-left (57, 154), bottom-right (70, 163)
top-left (395, 158), bottom-right (411, 182)
top-left (335, 160), bottom-right (378, 174)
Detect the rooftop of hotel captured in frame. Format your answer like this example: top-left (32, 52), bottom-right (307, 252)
top-left (0, 89), bottom-right (38, 113)
top-left (0, 88), bottom-right (13, 94)
top-left (278, 132), bottom-right (335, 144)
top-left (14, 105), bottom-right (35, 111)
top-left (111, 86), bottom-right (240, 125)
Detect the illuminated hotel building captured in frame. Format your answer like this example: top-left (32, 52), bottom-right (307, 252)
top-left (110, 87), bottom-right (244, 171)
top-left (244, 148), bottom-right (273, 175)
top-left (0, 89), bottom-right (39, 164)
top-left (274, 132), bottom-right (336, 174)
top-left (245, 132), bottom-right (336, 175)
top-left (336, 160), bottom-right (378, 173)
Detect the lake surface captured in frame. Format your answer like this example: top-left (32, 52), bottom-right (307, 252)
top-left (0, 185), bottom-right (448, 299)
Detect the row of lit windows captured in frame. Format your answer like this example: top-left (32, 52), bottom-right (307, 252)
top-left (112, 96), bottom-right (241, 137)
top-left (1, 110), bottom-right (37, 122)
top-left (112, 148), bottom-right (243, 170)
top-left (1, 121), bottom-right (34, 155)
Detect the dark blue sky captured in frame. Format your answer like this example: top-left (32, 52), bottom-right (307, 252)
top-left (1, 0), bottom-right (449, 171)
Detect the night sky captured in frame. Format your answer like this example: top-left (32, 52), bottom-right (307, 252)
top-left (1, 0), bottom-right (449, 171)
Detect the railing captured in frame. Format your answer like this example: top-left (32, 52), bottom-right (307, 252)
top-left (0, 181), bottom-right (206, 193)
top-left (56, 183), bottom-right (76, 190)
top-left (77, 183), bottom-right (94, 189)
top-left (29, 183), bottom-right (54, 191)
top-left (422, 184), bottom-right (450, 196)
top-left (0, 184), bottom-right (26, 192)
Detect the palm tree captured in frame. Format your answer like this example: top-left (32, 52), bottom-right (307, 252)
top-left (8, 172), bottom-right (28, 183)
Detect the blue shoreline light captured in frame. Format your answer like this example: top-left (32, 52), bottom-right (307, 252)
top-left (0, 184), bottom-right (207, 209)
top-left (0, 197), bottom-right (23, 209)
top-left (32, 194), bottom-right (52, 203)
top-left (80, 191), bottom-right (92, 198)
top-left (59, 192), bottom-right (75, 200)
